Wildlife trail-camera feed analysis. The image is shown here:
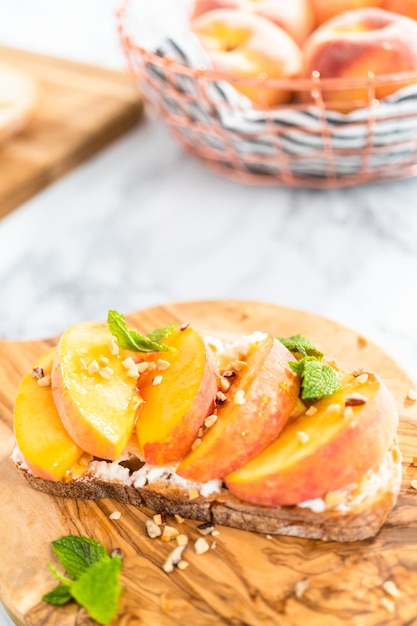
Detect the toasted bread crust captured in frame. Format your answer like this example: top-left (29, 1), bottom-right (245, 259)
top-left (15, 444), bottom-right (402, 542)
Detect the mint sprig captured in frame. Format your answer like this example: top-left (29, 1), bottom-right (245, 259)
top-left (43, 535), bottom-right (122, 625)
top-left (290, 357), bottom-right (341, 401)
top-left (278, 334), bottom-right (323, 359)
top-left (107, 310), bottom-right (175, 353)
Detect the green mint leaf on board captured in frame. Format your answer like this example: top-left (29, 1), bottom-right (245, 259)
top-left (278, 334), bottom-right (323, 359)
top-left (70, 556), bottom-right (122, 626)
top-left (42, 585), bottom-right (73, 606)
top-left (52, 535), bottom-right (109, 580)
top-left (107, 310), bottom-right (175, 352)
top-left (290, 357), bottom-right (341, 401)
top-left (43, 535), bottom-right (122, 625)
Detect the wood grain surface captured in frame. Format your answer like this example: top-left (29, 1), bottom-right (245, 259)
top-left (1, 300), bottom-right (417, 626)
top-left (0, 46), bottom-right (143, 219)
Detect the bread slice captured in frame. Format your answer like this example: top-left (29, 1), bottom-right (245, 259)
top-left (12, 441), bottom-right (402, 542)
top-left (0, 64), bottom-right (37, 143)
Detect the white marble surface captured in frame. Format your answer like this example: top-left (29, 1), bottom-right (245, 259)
top-left (2, 2), bottom-right (417, 625)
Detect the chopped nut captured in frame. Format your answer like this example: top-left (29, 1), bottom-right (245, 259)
top-left (161, 525), bottom-right (179, 542)
top-left (234, 389), bottom-right (246, 405)
top-left (109, 511), bottom-right (121, 520)
top-left (79, 358), bottom-right (88, 371)
top-left (204, 414), bottom-right (218, 428)
top-left (88, 360), bottom-right (100, 374)
top-left (162, 545), bottom-right (185, 573)
top-left (110, 547), bottom-right (124, 559)
top-left (326, 404), bottom-right (341, 414)
top-left (37, 374), bottom-right (51, 387)
top-left (108, 337), bottom-right (119, 356)
top-left (126, 365), bottom-right (139, 379)
top-left (382, 580), bottom-right (400, 598)
top-left (122, 357), bottom-right (136, 370)
top-left (215, 391), bottom-right (227, 405)
top-left (345, 393), bottom-right (368, 407)
top-left (152, 375), bottom-right (163, 386)
top-left (410, 480), bottom-right (417, 490)
top-left (211, 541), bottom-right (217, 550)
top-left (294, 578), bottom-right (310, 599)
top-left (148, 362), bottom-right (157, 372)
top-left (305, 406), bottom-right (317, 416)
top-left (357, 335), bottom-right (367, 348)
top-left (407, 389), bottom-right (417, 401)
top-left (194, 537), bottom-right (210, 555)
top-left (156, 359), bottom-right (171, 371)
top-left (31, 366), bottom-right (44, 380)
top-left (343, 406), bottom-right (355, 421)
top-left (223, 369), bottom-right (237, 378)
top-left (100, 356), bottom-right (110, 366)
top-left (174, 514), bottom-right (185, 524)
top-left (146, 519), bottom-right (162, 538)
top-left (211, 529), bottom-right (220, 537)
top-left (153, 513), bottom-right (163, 526)
top-left (266, 534), bottom-right (272, 540)
top-left (219, 377), bottom-right (231, 393)
top-left (191, 438), bottom-right (202, 450)
top-left (180, 323), bottom-right (190, 331)
top-left (380, 597), bottom-right (395, 614)
top-left (355, 373), bottom-right (369, 384)
top-left (196, 522), bottom-right (215, 536)
top-left (99, 366), bottom-right (114, 380)
top-left (324, 491), bottom-right (345, 508)
top-left (188, 488), bottom-right (199, 500)
top-left (137, 361), bottom-right (149, 373)
top-left (296, 431), bottom-right (309, 445)
top-left (177, 559), bottom-right (189, 570)
top-left (176, 534), bottom-right (188, 547)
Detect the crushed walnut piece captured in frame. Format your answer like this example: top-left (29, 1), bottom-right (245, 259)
top-left (234, 389), bottom-right (246, 405)
top-left (204, 414), bottom-right (218, 428)
top-left (294, 578), bottom-right (310, 599)
top-left (176, 534), bottom-right (188, 547)
top-left (194, 537), bottom-right (210, 555)
top-left (161, 525), bottom-right (179, 542)
top-left (162, 545), bottom-right (186, 573)
top-left (215, 391), bottom-right (227, 405)
top-left (296, 431), bottom-right (309, 445)
top-left (31, 366), bottom-right (44, 380)
top-left (196, 522), bottom-right (215, 536)
top-left (382, 580), bottom-right (400, 599)
top-left (410, 480), bottom-right (417, 490)
top-left (37, 374), bottom-right (51, 387)
top-left (188, 488), bottom-right (199, 500)
top-left (407, 389), bottom-right (417, 402)
top-left (345, 393), bottom-right (368, 407)
top-left (109, 511), bottom-right (121, 521)
top-left (146, 519), bottom-right (162, 539)
top-left (305, 405), bottom-right (317, 416)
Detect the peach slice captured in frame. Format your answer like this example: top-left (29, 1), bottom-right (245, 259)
top-left (52, 321), bottom-right (142, 461)
top-left (176, 335), bottom-right (300, 482)
top-left (226, 373), bottom-right (398, 506)
top-left (136, 327), bottom-right (218, 465)
top-left (14, 349), bottom-right (84, 481)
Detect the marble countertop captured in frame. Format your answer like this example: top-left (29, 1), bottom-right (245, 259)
top-left (1, 2), bottom-right (417, 625)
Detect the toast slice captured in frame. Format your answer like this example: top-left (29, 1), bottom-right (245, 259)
top-left (11, 440), bottom-right (402, 542)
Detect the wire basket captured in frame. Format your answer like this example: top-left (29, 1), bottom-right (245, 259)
top-left (117, 0), bottom-right (417, 188)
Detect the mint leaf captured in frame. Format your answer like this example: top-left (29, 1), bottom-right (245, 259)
top-left (107, 310), bottom-right (175, 353)
top-left (52, 535), bottom-right (109, 580)
top-left (147, 323), bottom-right (176, 343)
top-left (70, 556), bottom-right (122, 626)
top-left (290, 357), bottom-right (341, 401)
top-left (43, 535), bottom-right (123, 625)
top-left (42, 585), bottom-right (72, 606)
top-left (278, 334), bottom-right (323, 359)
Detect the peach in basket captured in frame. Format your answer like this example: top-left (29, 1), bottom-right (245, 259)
top-left (190, 9), bottom-right (303, 107)
top-left (117, 0), bottom-right (417, 187)
top-left (302, 7), bottom-right (417, 112)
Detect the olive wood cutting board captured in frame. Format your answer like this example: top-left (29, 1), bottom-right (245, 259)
top-left (1, 300), bottom-right (417, 626)
top-left (0, 46), bottom-right (143, 219)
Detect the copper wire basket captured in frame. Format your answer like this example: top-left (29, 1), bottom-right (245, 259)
top-left (117, 0), bottom-right (417, 188)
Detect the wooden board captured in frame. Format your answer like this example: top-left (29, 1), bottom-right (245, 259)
top-left (1, 300), bottom-right (417, 626)
top-left (0, 46), bottom-right (144, 219)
